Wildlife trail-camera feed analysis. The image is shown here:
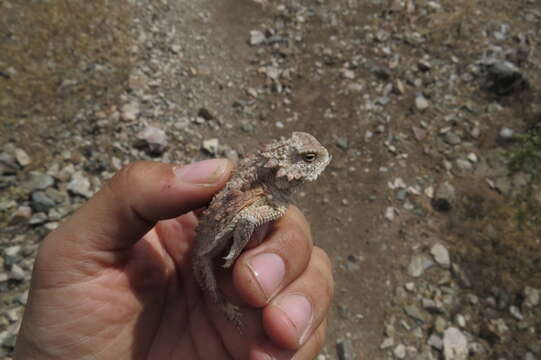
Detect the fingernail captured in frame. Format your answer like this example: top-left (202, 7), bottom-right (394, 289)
top-left (174, 159), bottom-right (228, 186)
top-left (248, 253), bottom-right (285, 300)
top-left (275, 294), bottom-right (312, 345)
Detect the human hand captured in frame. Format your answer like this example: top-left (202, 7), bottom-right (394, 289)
top-left (15, 160), bottom-right (334, 360)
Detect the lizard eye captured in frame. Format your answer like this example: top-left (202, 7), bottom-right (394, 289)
top-left (302, 152), bottom-right (317, 162)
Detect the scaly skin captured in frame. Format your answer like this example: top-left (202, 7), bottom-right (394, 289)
top-left (193, 132), bottom-right (331, 328)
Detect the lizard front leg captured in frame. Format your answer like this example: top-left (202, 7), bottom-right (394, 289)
top-left (222, 204), bottom-right (286, 269)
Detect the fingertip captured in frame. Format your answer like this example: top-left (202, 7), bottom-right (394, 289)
top-left (263, 301), bottom-right (308, 350)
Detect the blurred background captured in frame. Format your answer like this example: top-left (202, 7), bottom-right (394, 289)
top-left (1, 0), bottom-right (540, 359)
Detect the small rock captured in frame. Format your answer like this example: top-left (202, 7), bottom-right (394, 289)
top-left (9, 206), bottom-right (32, 225)
top-left (249, 30), bottom-right (266, 46)
top-left (14, 148), bottom-right (31, 167)
top-left (197, 107), bottom-right (214, 121)
top-left (482, 60), bottom-right (526, 96)
top-left (431, 243), bottom-right (451, 268)
top-left (1, 333), bottom-right (17, 349)
top-left (412, 126), bottom-right (427, 141)
top-left (509, 305), bottom-right (524, 320)
top-left (29, 212), bottom-right (48, 225)
top-left (202, 139), bottom-right (220, 155)
top-left (443, 327), bottom-right (468, 360)
top-left (336, 339), bottom-right (355, 360)
top-left (455, 158), bottom-right (473, 172)
top-left (31, 191), bottom-right (56, 212)
top-left (67, 172), bottom-right (92, 198)
top-left (404, 304), bottom-right (428, 323)
top-left (341, 69), bottom-right (355, 79)
top-left (10, 264), bottom-right (25, 281)
top-left (135, 127), bottom-right (168, 156)
top-left (444, 132), bottom-right (461, 145)
top-left (385, 207), bottom-right (396, 221)
top-left (380, 337), bottom-right (394, 349)
top-left (120, 102), bottom-right (140, 122)
top-left (4, 245), bottom-right (21, 259)
top-left (0, 152), bottom-right (18, 173)
top-left (428, 334), bottom-right (443, 350)
top-left (524, 286), bottom-right (540, 308)
top-left (336, 137), bottom-right (348, 150)
top-left (393, 344), bottom-right (406, 359)
top-left (170, 44), bottom-right (182, 54)
top-left (26, 172), bottom-right (55, 191)
top-left (499, 127), bottom-right (514, 139)
top-left (415, 95), bottom-right (429, 111)
top-left (394, 79), bottom-right (405, 94)
top-left (455, 314), bottom-right (466, 328)
top-left (407, 254), bottom-right (434, 277)
top-left (432, 182), bottom-right (456, 211)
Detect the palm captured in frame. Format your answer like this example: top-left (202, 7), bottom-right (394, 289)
top-left (27, 213), bottom-right (264, 360)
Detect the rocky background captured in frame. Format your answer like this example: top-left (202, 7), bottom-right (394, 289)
top-left (1, 0), bottom-right (541, 359)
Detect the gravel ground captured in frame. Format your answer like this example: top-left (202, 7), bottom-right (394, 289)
top-left (1, 0), bottom-right (541, 359)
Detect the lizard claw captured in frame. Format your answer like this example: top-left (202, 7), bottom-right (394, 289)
top-left (224, 302), bottom-right (244, 332)
top-left (222, 255), bottom-right (234, 268)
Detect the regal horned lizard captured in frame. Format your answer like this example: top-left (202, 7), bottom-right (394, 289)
top-left (193, 132), bottom-right (331, 328)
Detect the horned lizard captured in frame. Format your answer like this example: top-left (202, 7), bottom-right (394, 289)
top-left (193, 132), bottom-right (331, 328)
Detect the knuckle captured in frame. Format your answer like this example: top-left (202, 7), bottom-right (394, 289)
top-left (276, 224), bottom-right (312, 257)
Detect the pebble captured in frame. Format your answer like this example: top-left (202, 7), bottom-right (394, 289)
top-left (524, 286), bottom-right (540, 308)
top-left (29, 212), bottom-right (48, 225)
top-left (428, 334), bottom-right (443, 350)
top-left (202, 138), bottom-right (219, 155)
top-left (432, 182), bottom-right (456, 211)
top-left (443, 327), bottom-right (468, 360)
top-left (136, 126), bottom-right (168, 156)
top-left (407, 254), bottom-right (434, 278)
top-left (249, 30), bottom-right (266, 46)
top-left (26, 172), bottom-right (55, 191)
top-left (404, 304), bottom-right (427, 323)
top-left (14, 148), bottom-right (31, 167)
top-left (393, 344), bottom-right (406, 359)
top-left (31, 191), bottom-right (56, 213)
top-left (9, 206), bottom-right (32, 225)
top-left (120, 102), bottom-right (140, 121)
top-left (336, 137), bottom-right (348, 150)
top-left (509, 305), bottom-right (524, 321)
top-left (444, 132), bottom-right (461, 145)
top-left (67, 172), bottom-right (92, 198)
top-left (4, 246), bottom-right (21, 258)
top-left (380, 337), bottom-right (395, 349)
top-left (455, 158), bottom-right (473, 172)
top-left (385, 207), bottom-right (396, 221)
top-left (9, 264), bottom-right (25, 281)
top-left (415, 95), bottom-right (429, 111)
top-left (430, 243), bottom-right (451, 268)
top-left (336, 339), bottom-right (354, 360)
top-left (499, 127), bottom-right (514, 139)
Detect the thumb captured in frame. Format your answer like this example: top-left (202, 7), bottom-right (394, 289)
top-left (47, 159), bottom-right (233, 253)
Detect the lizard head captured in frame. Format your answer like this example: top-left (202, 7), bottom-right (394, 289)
top-left (262, 132), bottom-right (331, 185)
